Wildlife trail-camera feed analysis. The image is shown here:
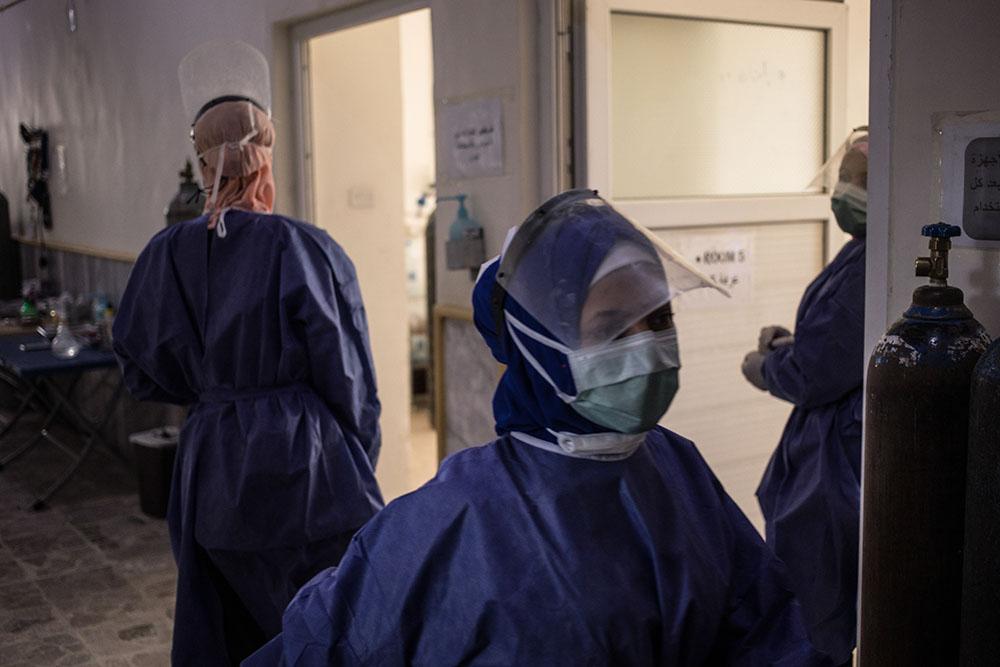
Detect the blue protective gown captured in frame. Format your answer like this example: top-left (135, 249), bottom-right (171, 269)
top-left (246, 199), bottom-right (828, 666)
top-left (756, 238), bottom-right (865, 664)
top-left (248, 430), bottom-right (827, 666)
top-left (114, 211), bottom-right (384, 665)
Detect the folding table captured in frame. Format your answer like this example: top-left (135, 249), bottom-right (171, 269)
top-left (0, 335), bottom-right (123, 510)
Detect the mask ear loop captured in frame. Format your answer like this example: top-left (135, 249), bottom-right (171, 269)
top-left (505, 313), bottom-right (578, 403)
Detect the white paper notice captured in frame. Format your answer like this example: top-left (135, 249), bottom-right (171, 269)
top-left (677, 234), bottom-right (753, 307)
top-left (441, 97), bottom-right (504, 179)
top-left (938, 116), bottom-right (1000, 248)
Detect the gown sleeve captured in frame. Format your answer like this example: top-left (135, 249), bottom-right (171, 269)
top-left (242, 537), bottom-right (386, 666)
top-left (281, 229), bottom-right (382, 465)
top-left (708, 487), bottom-right (833, 666)
top-left (112, 231), bottom-right (200, 405)
top-left (762, 255), bottom-right (865, 409)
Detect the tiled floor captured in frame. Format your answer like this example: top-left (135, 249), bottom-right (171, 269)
top-left (0, 412), bottom-right (175, 666)
top-left (0, 401), bottom-right (440, 666)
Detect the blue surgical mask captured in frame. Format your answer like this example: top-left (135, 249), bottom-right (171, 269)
top-left (832, 182), bottom-right (867, 237)
top-left (506, 314), bottom-right (681, 435)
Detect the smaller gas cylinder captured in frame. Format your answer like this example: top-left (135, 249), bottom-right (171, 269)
top-left (860, 223), bottom-right (991, 665)
top-left (961, 330), bottom-right (1000, 665)
top-left (164, 160), bottom-right (205, 227)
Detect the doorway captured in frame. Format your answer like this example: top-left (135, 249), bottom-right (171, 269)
top-left (294, 4), bottom-right (437, 501)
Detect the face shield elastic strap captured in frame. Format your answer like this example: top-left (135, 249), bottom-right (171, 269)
top-left (193, 95), bottom-right (266, 125)
top-left (491, 189), bottom-right (600, 347)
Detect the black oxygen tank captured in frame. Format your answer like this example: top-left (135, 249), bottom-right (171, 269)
top-left (164, 160), bottom-right (205, 227)
top-left (860, 223), bottom-right (990, 665)
top-left (961, 338), bottom-right (1000, 665)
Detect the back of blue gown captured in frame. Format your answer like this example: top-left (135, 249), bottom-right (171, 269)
top-left (114, 210), bottom-right (384, 664)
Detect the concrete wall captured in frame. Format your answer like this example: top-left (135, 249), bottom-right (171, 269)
top-left (0, 0), bottom-right (540, 310)
top-left (0, 0), bottom-right (269, 253)
top-left (867, 0), bottom-right (1000, 354)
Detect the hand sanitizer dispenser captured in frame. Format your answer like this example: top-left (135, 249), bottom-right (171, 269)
top-left (440, 194), bottom-right (485, 280)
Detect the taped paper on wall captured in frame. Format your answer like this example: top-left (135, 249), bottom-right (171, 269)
top-left (441, 97), bottom-right (503, 179)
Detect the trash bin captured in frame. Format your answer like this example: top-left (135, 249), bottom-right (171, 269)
top-left (129, 426), bottom-right (179, 519)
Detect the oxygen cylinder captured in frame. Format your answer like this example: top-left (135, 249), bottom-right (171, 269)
top-left (860, 223), bottom-right (990, 665)
top-left (164, 160), bottom-right (205, 227)
top-left (961, 337), bottom-right (1000, 665)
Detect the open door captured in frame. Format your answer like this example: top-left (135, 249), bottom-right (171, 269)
top-left (293, 3), bottom-right (436, 501)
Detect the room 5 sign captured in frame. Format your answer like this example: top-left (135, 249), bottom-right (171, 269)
top-left (678, 233), bottom-right (753, 308)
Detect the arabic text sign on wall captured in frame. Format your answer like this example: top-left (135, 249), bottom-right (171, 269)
top-left (963, 137), bottom-right (1000, 241)
top-left (441, 97), bottom-right (504, 180)
top-left (677, 234), bottom-right (753, 308)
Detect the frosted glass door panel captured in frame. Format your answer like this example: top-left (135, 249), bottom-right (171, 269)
top-left (657, 220), bottom-right (825, 532)
top-left (611, 13), bottom-right (826, 199)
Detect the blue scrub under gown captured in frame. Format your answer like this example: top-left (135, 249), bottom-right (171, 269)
top-left (114, 210), bottom-right (384, 665)
top-left (757, 237), bottom-right (865, 664)
top-left (246, 203), bottom-right (828, 665)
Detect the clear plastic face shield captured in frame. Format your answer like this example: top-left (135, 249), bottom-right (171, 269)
top-left (807, 127), bottom-right (869, 236)
top-left (494, 191), bottom-right (729, 350)
top-left (178, 40), bottom-right (273, 220)
top-left (807, 125), bottom-right (869, 193)
top-left (178, 39), bottom-right (272, 126)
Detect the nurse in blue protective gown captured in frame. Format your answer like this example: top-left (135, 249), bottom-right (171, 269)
top-left (741, 131), bottom-right (869, 666)
top-left (113, 41), bottom-right (383, 665)
top-left (246, 190), bottom-right (829, 666)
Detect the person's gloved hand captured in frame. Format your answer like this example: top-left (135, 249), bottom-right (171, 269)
top-left (758, 325), bottom-right (792, 353)
top-left (742, 350), bottom-right (768, 391)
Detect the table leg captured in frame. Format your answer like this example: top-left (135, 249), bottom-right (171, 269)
top-left (0, 377), bottom-right (72, 469)
top-left (0, 375), bottom-right (40, 441)
top-left (30, 373), bottom-right (125, 511)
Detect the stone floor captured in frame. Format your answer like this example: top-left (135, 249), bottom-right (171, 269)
top-left (0, 391), bottom-right (440, 666)
top-left (0, 411), bottom-right (175, 666)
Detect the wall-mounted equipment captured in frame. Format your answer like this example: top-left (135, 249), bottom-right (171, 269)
top-left (439, 194), bottom-right (485, 280)
top-left (0, 192), bottom-right (21, 299)
top-left (164, 160), bottom-right (205, 227)
top-left (860, 223), bottom-right (991, 665)
top-left (19, 123), bottom-right (51, 230)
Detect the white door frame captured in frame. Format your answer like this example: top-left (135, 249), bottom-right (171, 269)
top-left (290, 0), bottom-right (431, 223)
top-left (580, 0), bottom-right (848, 257)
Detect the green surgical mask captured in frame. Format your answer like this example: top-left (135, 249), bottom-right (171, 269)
top-left (505, 315), bottom-right (682, 435)
top-left (832, 182), bottom-right (867, 237)
top-left (571, 368), bottom-right (679, 434)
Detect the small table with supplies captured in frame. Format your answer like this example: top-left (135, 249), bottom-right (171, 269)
top-left (0, 334), bottom-right (123, 510)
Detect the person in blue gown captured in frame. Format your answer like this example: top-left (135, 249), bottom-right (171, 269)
top-left (741, 133), bottom-right (869, 666)
top-left (246, 190), bottom-right (829, 666)
top-left (114, 43), bottom-right (383, 665)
